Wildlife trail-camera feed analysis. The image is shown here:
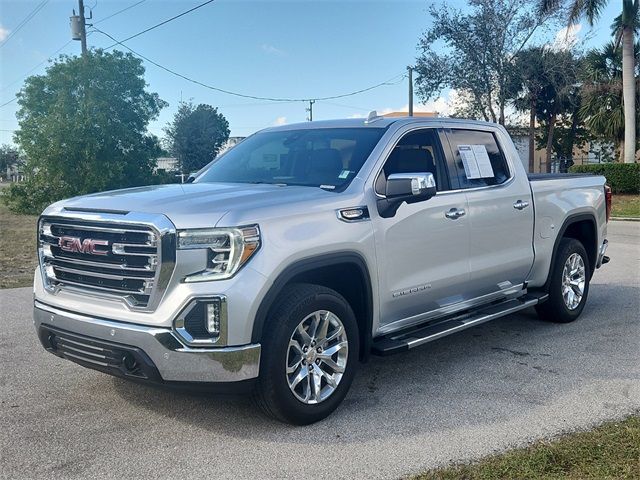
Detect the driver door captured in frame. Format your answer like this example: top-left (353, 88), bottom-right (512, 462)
top-left (371, 127), bottom-right (471, 333)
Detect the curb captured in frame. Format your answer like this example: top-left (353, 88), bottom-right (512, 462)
top-left (611, 217), bottom-right (640, 222)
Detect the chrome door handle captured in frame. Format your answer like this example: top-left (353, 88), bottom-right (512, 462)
top-left (513, 200), bottom-right (530, 210)
top-left (445, 208), bottom-right (466, 220)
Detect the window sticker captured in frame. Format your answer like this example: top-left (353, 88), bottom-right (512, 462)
top-left (458, 145), bottom-right (481, 179)
top-left (338, 169), bottom-right (351, 179)
top-left (471, 145), bottom-right (494, 177)
top-left (458, 144), bottom-right (494, 179)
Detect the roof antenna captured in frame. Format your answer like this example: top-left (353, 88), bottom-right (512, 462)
top-left (364, 110), bottom-right (379, 124)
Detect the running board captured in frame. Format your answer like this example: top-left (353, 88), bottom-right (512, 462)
top-left (372, 292), bottom-right (548, 356)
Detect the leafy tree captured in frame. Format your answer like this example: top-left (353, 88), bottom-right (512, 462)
top-left (164, 101), bottom-right (230, 174)
top-left (0, 144), bottom-right (21, 176)
top-left (510, 47), bottom-right (549, 170)
top-left (510, 47), bottom-right (580, 171)
top-left (579, 41), bottom-right (640, 162)
top-left (2, 50), bottom-right (167, 214)
top-left (415, 0), bottom-right (555, 125)
top-left (539, 0), bottom-right (639, 163)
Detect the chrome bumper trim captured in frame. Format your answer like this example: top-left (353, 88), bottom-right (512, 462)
top-left (34, 301), bottom-right (260, 383)
top-left (596, 239), bottom-right (609, 268)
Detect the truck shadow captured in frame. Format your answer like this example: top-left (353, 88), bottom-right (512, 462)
top-left (111, 283), bottom-right (639, 444)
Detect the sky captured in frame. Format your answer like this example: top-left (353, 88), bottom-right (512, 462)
top-left (0, 0), bottom-right (621, 146)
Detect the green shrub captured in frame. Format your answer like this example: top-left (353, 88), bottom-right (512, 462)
top-left (569, 163), bottom-right (640, 194)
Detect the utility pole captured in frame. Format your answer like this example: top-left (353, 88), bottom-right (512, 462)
top-left (70, 0), bottom-right (90, 55)
top-left (306, 100), bottom-right (315, 121)
top-left (407, 66), bottom-right (414, 117)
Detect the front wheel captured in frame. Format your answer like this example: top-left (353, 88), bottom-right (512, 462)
top-left (254, 283), bottom-right (359, 425)
top-left (535, 238), bottom-right (590, 323)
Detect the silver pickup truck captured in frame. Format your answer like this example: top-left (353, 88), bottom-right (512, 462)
top-left (34, 116), bottom-right (611, 424)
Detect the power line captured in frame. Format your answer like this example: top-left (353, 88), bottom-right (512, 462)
top-left (0, 40), bottom-right (75, 94)
top-left (103, 0), bottom-right (216, 49)
top-left (93, 0), bottom-right (147, 24)
top-left (93, 28), bottom-right (406, 102)
top-left (2, 0), bottom-right (142, 95)
top-left (0, 98), bottom-right (17, 109)
top-left (0, 0), bottom-right (50, 49)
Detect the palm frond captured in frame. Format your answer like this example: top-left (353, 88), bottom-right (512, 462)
top-left (538, 0), bottom-right (565, 15)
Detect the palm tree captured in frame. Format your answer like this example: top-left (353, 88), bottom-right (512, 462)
top-left (539, 0), bottom-right (639, 163)
top-left (580, 41), bottom-right (640, 161)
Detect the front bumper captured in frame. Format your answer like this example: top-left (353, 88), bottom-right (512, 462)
top-left (34, 301), bottom-right (261, 385)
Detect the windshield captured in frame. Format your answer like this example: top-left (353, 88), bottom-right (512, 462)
top-left (195, 127), bottom-right (386, 190)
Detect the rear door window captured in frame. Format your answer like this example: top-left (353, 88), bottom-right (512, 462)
top-left (444, 129), bottom-right (510, 189)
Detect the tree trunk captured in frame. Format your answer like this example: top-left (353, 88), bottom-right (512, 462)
top-left (621, 26), bottom-right (636, 163)
top-left (619, 139), bottom-right (625, 163)
top-left (567, 102), bottom-right (579, 158)
top-left (545, 113), bottom-right (556, 173)
top-left (528, 100), bottom-right (536, 173)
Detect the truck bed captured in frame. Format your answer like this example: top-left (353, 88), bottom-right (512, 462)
top-left (526, 173), bottom-right (607, 289)
top-left (528, 173), bottom-right (595, 181)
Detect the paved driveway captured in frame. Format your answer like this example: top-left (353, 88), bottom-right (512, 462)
top-left (1, 221), bottom-right (638, 479)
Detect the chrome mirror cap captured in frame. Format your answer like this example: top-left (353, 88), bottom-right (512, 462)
top-left (386, 172), bottom-right (436, 198)
top-left (378, 172), bottom-right (437, 219)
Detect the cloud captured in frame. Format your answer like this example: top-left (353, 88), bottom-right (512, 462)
top-left (273, 116), bottom-right (287, 126)
top-left (261, 43), bottom-right (287, 56)
top-left (0, 25), bottom-right (9, 42)
top-left (550, 24), bottom-right (582, 51)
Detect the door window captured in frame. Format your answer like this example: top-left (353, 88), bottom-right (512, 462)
top-left (445, 129), bottom-right (510, 189)
top-left (375, 128), bottom-right (449, 194)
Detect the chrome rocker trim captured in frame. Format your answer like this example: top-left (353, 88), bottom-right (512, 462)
top-left (34, 301), bottom-right (260, 383)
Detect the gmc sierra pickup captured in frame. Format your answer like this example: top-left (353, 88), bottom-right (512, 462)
top-left (34, 115), bottom-right (611, 424)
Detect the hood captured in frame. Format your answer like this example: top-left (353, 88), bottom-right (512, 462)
top-left (50, 182), bottom-right (336, 229)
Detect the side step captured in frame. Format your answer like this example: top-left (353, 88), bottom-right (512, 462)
top-left (372, 292), bottom-right (548, 356)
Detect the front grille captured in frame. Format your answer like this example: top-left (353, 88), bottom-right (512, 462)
top-left (38, 217), bottom-right (171, 309)
top-left (38, 325), bottom-right (161, 381)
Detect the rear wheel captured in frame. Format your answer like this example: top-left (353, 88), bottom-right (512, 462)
top-left (536, 238), bottom-right (590, 323)
top-left (254, 283), bottom-right (359, 425)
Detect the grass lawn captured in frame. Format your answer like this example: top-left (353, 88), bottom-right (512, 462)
top-left (612, 194), bottom-right (640, 218)
top-left (0, 202), bottom-right (38, 289)
top-left (415, 415), bottom-right (640, 480)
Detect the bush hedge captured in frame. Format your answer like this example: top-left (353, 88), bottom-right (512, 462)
top-left (569, 163), bottom-right (640, 194)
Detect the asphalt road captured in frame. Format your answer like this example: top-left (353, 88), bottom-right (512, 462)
top-left (1, 221), bottom-right (639, 480)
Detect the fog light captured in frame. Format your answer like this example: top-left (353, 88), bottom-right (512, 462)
top-left (174, 296), bottom-right (227, 346)
top-left (206, 301), bottom-right (221, 335)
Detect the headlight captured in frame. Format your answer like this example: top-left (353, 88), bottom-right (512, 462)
top-left (177, 225), bottom-right (260, 282)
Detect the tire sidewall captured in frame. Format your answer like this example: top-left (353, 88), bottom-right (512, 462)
top-left (260, 286), bottom-right (359, 424)
top-left (550, 239), bottom-right (591, 321)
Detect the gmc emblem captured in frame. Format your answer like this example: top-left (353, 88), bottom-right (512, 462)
top-left (58, 236), bottom-right (110, 256)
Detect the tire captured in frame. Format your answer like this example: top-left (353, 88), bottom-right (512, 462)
top-left (535, 238), bottom-right (590, 323)
top-left (253, 283), bottom-right (359, 425)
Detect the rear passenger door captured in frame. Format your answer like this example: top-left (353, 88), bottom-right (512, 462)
top-left (442, 128), bottom-right (535, 300)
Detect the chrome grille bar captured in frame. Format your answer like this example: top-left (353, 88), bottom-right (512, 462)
top-left (38, 214), bottom-right (175, 311)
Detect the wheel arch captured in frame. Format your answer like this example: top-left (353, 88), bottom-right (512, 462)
top-left (543, 213), bottom-right (598, 291)
top-left (252, 252), bottom-right (374, 361)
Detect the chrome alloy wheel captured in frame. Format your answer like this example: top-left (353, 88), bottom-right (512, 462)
top-left (286, 310), bottom-right (348, 404)
top-left (562, 253), bottom-right (586, 310)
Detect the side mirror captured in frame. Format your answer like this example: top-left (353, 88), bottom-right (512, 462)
top-left (377, 172), bottom-right (437, 218)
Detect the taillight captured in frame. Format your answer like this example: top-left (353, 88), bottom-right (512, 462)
top-left (605, 185), bottom-right (612, 222)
